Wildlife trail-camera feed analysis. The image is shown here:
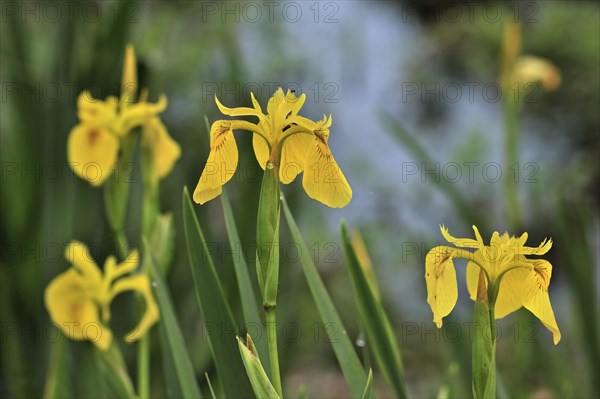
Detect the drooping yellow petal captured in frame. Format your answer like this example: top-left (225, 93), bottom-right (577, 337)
top-left (521, 260), bottom-right (561, 344)
top-left (425, 246), bottom-right (458, 328)
top-left (67, 124), bottom-right (120, 186)
top-left (301, 135), bottom-right (352, 208)
top-left (440, 225), bottom-right (482, 248)
top-left (77, 92), bottom-right (118, 129)
top-left (64, 241), bottom-right (103, 284)
top-left (44, 269), bottom-right (113, 351)
top-left (193, 120), bottom-right (239, 204)
top-left (279, 132), bottom-right (312, 184)
top-left (121, 44), bottom-right (137, 103)
top-left (143, 117), bottom-right (181, 178)
top-left (494, 265), bottom-right (528, 319)
top-left (109, 274), bottom-right (159, 342)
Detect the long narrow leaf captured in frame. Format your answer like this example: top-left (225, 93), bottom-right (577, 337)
top-left (144, 239), bottom-right (202, 399)
top-left (182, 187), bottom-right (255, 398)
top-left (221, 191), bottom-right (270, 375)
top-left (281, 195), bottom-right (368, 398)
top-left (341, 222), bottom-right (407, 398)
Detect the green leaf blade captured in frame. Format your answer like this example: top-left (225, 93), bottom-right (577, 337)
top-left (341, 221), bottom-right (408, 399)
top-left (182, 187), bottom-right (255, 399)
top-left (281, 195), bottom-right (368, 398)
top-left (144, 238), bottom-right (202, 399)
top-left (221, 191), bottom-right (270, 375)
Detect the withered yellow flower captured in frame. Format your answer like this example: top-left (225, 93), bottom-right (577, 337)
top-left (44, 241), bottom-right (159, 351)
top-left (425, 225), bottom-right (560, 344)
top-left (193, 88), bottom-right (352, 208)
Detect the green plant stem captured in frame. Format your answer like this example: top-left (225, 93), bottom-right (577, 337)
top-left (115, 230), bottom-right (129, 259)
top-left (504, 94), bottom-right (520, 229)
top-left (137, 332), bottom-right (150, 398)
top-left (265, 307), bottom-right (283, 397)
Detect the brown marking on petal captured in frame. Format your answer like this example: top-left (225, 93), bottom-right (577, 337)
top-left (282, 122), bottom-right (297, 132)
top-left (70, 302), bottom-right (84, 321)
top-left (314, 130), bottom-right (327, 144)
top-left (88, 129), bottom-right (100, 146)
top-left (433, 252), bottom-right (451, 278)
top-left (213, 124), bottom-right (232, 151)
top-left (533, 262), bottom-right (550, 291)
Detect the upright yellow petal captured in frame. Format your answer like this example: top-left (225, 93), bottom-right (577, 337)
top-left (67, 124), bottom-right (119, 186)
top-left (143, 117), bottom-right (181, 178)
top-left (116, 95), bottom-right (168, 135)
top-left (280, 90), bottom-right (306, 118)
top-left (104, 249), bottom-right (139, 283)
top-left (193, 120), bottom-right (239, 204)
top-left (425, 246), bottom-right (458, 328)
top-left (521, 260), bottom-right (561, 344)
top-left (77, 92), bottom-right (118, 129)
top-left (64, 241), bottom-right (103, 284)
top-left (109, 274), bottom-right (159, 342)
top-left (121, 44), bottom-right (137, 103)
top-left (266, 87), bottom-right (286, 120)
top-left (279, 132), bottom-right (312, 184)
top-left (44, 269), bottom-right (113, 351)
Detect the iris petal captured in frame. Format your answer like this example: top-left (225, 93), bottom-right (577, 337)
top-left (109, 274), bottom-right (159, 343)
top-left (425, 246), bottom-right (458, 328)
top-left (193, 120), bottom-right (239, 204)
top-left (67, 124), bottom-right (119, 187)
top-left (301, 136), bottom-right (351, 208)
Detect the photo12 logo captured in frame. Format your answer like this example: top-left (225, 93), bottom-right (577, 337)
top-left (199, 1), bottom-right (340, 24)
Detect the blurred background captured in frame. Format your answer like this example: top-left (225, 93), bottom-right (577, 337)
top-left (1, 0), bottom-right (598, 398)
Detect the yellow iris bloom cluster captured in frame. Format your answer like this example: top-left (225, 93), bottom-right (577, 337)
top-left (193, 88), bottom-right (352, 208)
top-left (67, 45), bottom-right (180, 186)
top-left (425, 225), bottom-right (560, 344)
top-left (44, 242), bottom-right (159, 351)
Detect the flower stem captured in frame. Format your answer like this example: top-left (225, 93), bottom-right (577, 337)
top-left (504, 93), bottom-right (521, 229)
top-left (115, 230), bottom-right (129, 260)
top-left (137, 330), bottom-right (150, 398)
top-left (266, 307), bottom-right (283, 397)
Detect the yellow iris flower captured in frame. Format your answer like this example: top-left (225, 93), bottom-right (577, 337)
top-left (44, 241), bottom-right (159, 351)
top-left (425, 225), bottom-right (560, 344)
top-left (68, 45), bottom-right (179, 186)
top-left (193, 88), bottom-right (352, 208)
